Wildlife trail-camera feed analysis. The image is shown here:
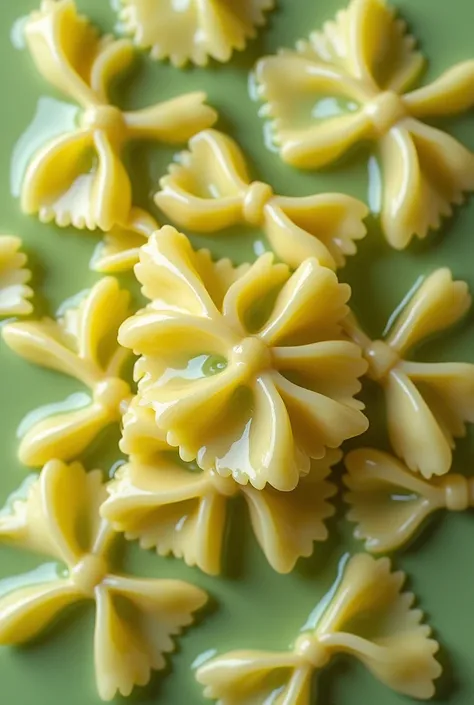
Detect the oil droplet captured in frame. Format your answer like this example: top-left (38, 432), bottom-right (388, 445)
top-left (10, 97), bottom-right (79, 198)
top-left (312, 97), bottom-right (359, 120)
top-left (202, 354), bottom-right (227, 376)
top-left (253, 238), bottom-right (269, 257)
top-left (0, 563), bottom-right (64, 599)
top-left (205, 183), bottom-right (220, 199)
top-left (390, 492), bottom-right (419, 502)
top-left (10, 15), bottom-right (29, 50)
top-left (367, 155), bottom-right (382, 214)
top-left (17, 392), bottom-right (91, 439)
top-left (109, 459), bottom-right (127, 479)
top-left (300, 552), bottom-right (350, 632)
top-left (217, 419), bottom-right (254, 482)
top-left (191, 649), bottom-right (218, 670)
top-left (158, 354), bottom-right (228, 386)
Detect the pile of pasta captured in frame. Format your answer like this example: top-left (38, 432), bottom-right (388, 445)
top-left (1, 0), bottom-right (474, 702)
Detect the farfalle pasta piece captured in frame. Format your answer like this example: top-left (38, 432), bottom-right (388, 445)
top-left (256, 0), bottom-right (474, 247)
top-left (101, 399), bottom-right (338, 575)
top-left (90, 207), bottom-right (159, 273)
top-left (0, 236), bottom-right (33, 316)
top-left (119, 226), bottom-right (368, 491)
top-left (118, 0), bottom-right (275, 67)
top-left (343, 269), bottom-right (474, 478)
top-left (197, 553), bottom-right (441, 703)
top-left (155, 129), bottom-right (368, 270)
top-left (0, 460), bottom-right (207, 701)
top-left (21, 0), bottom-right (217, 231)
top-left (345, 448), bottom-right (474, 552)
top-left (2, 277), bottom-right (132, 467)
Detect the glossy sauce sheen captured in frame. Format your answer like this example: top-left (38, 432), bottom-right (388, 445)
top-left (0, 0), bottom-right (474, 704)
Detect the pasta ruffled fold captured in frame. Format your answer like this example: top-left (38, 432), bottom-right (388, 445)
top-left (155, 129), bottom-right (368, 270)
top-left (0, 460), bottom-right (207, 701)
top-left (90, 207), bottom-right (159, 273)
top-left (101, 399), bottom-right (338, 575)
top-left (21, 0), bottom-right (216, 232)
top-left (256, 0), bottom-right (474, 247)
top-left (2, 277), bottom-right (132, 467)
top-left (343, 269), bottom-right (474, 478)
top-left (345, 448), bottom-right (474, 552)
top-left (0, 236), bottom-right (33, 316)
top-left (196, 553), bottom-right (441, 703)
top-left (118, 0), bottom-right (275, 67)
top-left (119, 226), bottom-right (368, 491)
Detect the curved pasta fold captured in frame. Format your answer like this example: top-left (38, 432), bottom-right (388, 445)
top-left (118, 0), bottom-right (275, 67)
top-left (343, 269), bottom-right (474, 477)
top-left (344, 448), bottom-right (474, 551)
top-left (2, 277), bottom-right (132, 466)
top-left (256, 0), bottom-right (474, 246)
top-left (101, 399), bottom-right (339, 575)
top-left (196, 553), bottom-right (441, 703)
top-left (155, 129), bottom-right (368, 270)
top-left (0, 460), bottom-right (207, 701)
top-left (21, 0), bottom-right (216, 235)
top-left (119, 226), bottom-right (368, 491)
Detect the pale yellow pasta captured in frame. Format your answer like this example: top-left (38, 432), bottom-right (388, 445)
top-left (101, 398), bottom-right (339, 575)
top-left (155, 129), bottom-right (368, 270)
top-left (196, 553), bottom-right (441, 703)
top-left (119, 226), bottom-right (368, 492)
top-left (256, 0), bottom-right (474, 247)
top-left (0, 460), bottom-right (207, 701)
top-left (90, 207), bottom-right (159, 273)
top-left (2, 278), bottom-right (132, 467)
top-left (21, 0), bottom-right (216, 232)
top-left (343, 269), bottom-right (474, 478)
top-left (345, 448), bottom-right (474, 552)
top-left (0, 236), bottom-right (33, 316)
top-left (118, 0), bottom-right (275, 67)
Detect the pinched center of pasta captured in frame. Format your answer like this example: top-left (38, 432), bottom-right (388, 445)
top-left (365, 340), bottom-right (401, 381)
top-left (294, 634), bottom-right (331, 669)
top-left (365, 91), bottom-right (408, 136)
top-left (94, 377), bottom-right (131, 417)
top-left (231, 337), bottom-right (273, 379)
top-left (71, 554), bottom-right (108, 597)
top-left (441, 474), bottom-right (474, 512)
top-left (81, 105), bottom-right (126, 141)
top-left (242, 181), bottom-right (274, 226)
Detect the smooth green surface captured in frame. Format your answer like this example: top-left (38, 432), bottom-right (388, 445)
top-left (1, 1), bottom-right (474, 703)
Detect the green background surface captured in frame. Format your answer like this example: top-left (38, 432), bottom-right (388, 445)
top-left (1, 0), bottom-right (474, 703)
